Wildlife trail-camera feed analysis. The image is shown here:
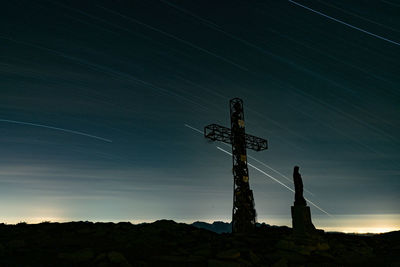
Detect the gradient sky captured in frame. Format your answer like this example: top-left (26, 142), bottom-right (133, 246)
top-left (1, 0), bottom-right (399, 233)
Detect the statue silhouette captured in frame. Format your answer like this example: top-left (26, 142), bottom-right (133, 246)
top-left (293, 166), bottom-right (306, 206)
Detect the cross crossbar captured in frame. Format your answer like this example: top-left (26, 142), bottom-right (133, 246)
top-left (204, 123), bottom-right (268, 151)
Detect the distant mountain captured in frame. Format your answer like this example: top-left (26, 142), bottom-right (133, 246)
top-left (191, 221), bottom-right (232, 233)
top-left (191, 221), bottom-right (273, 233)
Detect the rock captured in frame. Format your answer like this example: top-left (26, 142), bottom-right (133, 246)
top-left (108, 251), bottom-right (131, 266)
top-left (316, 242), bottom-right (330, 251)
top-left (216, 249), bottom-right (241, 260)
top-left (186, 254), bottom-right (207, 262)
top-left (94, 253), bottom-right (107, 263)
top-left (314, 251), bottom-right (335, 259)
top-left (275, 239), bottom-right (296, 251)
top-left (208, 259), bottom-right (241, 267)
top-left (298, 245), bottom-right (316, 255)
top-left (272, 258), bottom-right (288, 267)
top-left (355, 245), bottom-right (373, 255)
top-left (193, 247), bottom-right (212, 257)
top-left (8, 239), bottom-right (25, 249)
top-left (157, 255), bottom-right (187, 262)
top-left (58, 248), bottom-right (94, 262)
top-left (275, 250), bottom-right (308, 264)
top-left (77, 228), bottom-right (93, 234)
top-left (248, 250), bottom-right (260, 263)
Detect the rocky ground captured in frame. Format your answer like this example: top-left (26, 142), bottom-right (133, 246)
top-left (0, 220), bottom-right (398, 266)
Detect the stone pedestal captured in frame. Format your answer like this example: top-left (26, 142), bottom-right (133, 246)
top-left (291, 205), bottom-right (316, 238)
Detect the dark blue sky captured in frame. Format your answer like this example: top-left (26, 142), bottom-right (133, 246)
top-left (0, 0), bottom-right (399, 232)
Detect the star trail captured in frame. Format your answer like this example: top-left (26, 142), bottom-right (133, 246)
top-left (0, 0), bottom-right (399, 233)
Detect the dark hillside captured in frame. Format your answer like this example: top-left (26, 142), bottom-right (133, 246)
top-left (0, 221), bottom-right (398, 266)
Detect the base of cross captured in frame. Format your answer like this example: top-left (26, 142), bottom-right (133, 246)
top-left (291, 204), bottom-right (321, 239)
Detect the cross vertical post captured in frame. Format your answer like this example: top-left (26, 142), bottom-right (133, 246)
top-left (230, 98), bottom-right (256, 233)
top-left (204, 98), bottom-right (268, 233)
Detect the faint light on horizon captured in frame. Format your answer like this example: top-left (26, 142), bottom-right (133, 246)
top-left (325, 227), bottom-right (398, 234)
top-left (0, 214), bottom-right (398, 234)
top-left (255, 213), bottom-right (399, 234)
top-left (313, 213), bottom-right (400, 234)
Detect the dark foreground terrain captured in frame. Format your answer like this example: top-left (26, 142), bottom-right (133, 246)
top-left (0, 221), bottom-right (398, 266)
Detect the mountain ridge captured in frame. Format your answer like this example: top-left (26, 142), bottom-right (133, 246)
top-left (0, 220), bottom-right (398, 266)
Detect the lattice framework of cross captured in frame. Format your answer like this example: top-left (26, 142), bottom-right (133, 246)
top-left (204, 98), bottom-right (268, 233)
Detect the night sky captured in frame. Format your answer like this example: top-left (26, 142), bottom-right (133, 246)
top-left (1, 0), bottom-right (399, 233)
